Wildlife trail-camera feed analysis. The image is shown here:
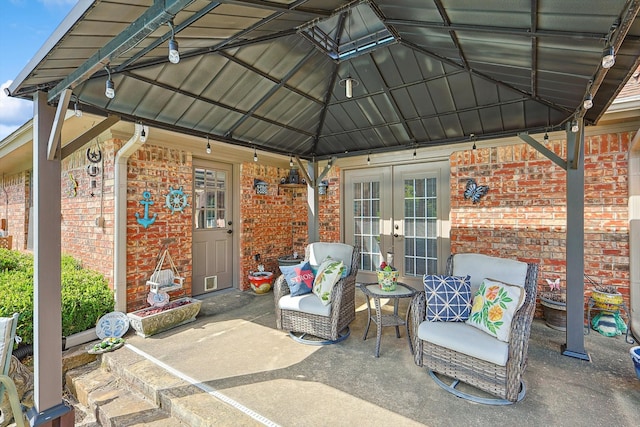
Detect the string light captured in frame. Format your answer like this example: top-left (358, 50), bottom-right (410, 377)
top-left (289, 154), bottom-right (294, 167)
top-left (367, 152), bottom-right (370, 166)
top-left (104, 67), bottom-right (115, 99)
top-left (206, 136), bottom-right (211, 154)
top-left (253, 147), bottom-right (258, 162)
top-left (168, 21), bottom-right (180, 64)
top-left (544, 131), bottom-right (549, 142)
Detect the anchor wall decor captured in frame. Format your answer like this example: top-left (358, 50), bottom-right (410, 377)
top-left (135, 190), bottom-right (158, 228)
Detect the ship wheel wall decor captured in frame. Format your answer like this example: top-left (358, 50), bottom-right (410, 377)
top-left (165, 186), bottom-right (190, 213)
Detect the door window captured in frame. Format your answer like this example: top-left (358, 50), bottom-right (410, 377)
top-left (194, 168), bottom-right (227, 229)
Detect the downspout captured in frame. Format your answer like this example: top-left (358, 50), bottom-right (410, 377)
top-left (629, 129), bottom-right (640, 341)
top-left (113, 123), bottom-right (147, 312)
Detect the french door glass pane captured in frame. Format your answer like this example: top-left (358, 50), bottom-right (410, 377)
top-left (354, 181), bottom-right (382, 271)
top-left (404, 177), bottom-right (437, 276)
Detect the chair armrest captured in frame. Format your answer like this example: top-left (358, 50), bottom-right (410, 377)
top-left (273, 274), bottom-right (291, 300)
top-left (410, 291), bottom-right (426, 366)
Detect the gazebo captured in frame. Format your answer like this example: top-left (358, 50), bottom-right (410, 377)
top-left (4, 1), bottom-right (640, 424)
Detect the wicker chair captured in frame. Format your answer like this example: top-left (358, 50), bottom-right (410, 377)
top-left (274, 243), bottom-right (359, 345)
top-left (1, 313), bottom-right (27, 427)
top-left (411, 253), bottom-right (539, 404)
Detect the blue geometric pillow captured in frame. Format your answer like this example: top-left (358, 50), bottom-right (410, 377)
top-left (279, 261), bottom-right (315, 297)
top-left (423, 275), bottom-right (472, 321)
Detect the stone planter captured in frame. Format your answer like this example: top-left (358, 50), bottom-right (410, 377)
top-left (540, 296), bottom-right (566, 331)
top-left (127, 297), bottom-right (202, 338)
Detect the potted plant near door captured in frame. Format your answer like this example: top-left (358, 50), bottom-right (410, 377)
top-left (540, 278), bottom-right (566, 331)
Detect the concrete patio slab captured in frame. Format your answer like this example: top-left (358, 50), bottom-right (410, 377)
top-left (76, 288), bottom-right (639, 426)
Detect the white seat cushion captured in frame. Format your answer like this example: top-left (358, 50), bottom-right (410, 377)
top-left (278, 293), bottom-right (331, 317)
top-left (452, 253), bottom-right (528, 294)
top-left (418, 321), bottom-right (509, 366)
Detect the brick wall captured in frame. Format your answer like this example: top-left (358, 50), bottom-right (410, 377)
top-left (450, 132), bottom-right (630, 314)
top-left (239, 163), bottom-right (342, 290)
top-left (61, 140), bottom-right (116, 284)
top-left (125, 144), bottom-right (193, 311)
top-left (0, 171), bottom-right (29, 250)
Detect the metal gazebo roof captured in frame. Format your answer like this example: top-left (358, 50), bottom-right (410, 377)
top-left (7, 0), bottom-right (640, 160)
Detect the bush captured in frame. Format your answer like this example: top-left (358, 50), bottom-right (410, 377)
top-left (0, 251), bottom-right (114, 345)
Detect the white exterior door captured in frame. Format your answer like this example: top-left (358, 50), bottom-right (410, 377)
top-left (344, 162), bottom-right (450, 287)
top-left (192, 161), bottom-right (234, 295)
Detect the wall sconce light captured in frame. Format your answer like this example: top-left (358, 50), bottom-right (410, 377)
top-left (254, 179), bottom-right (268, 195)
top-left (168, 21), bottom-right (180, 64)
top-left (206, 136), bottom-right (211, 154)
top-left (318, 180), bottom-right (329, 195)
top-left (602, 45), bottom-right (615, 69)
top-left (104, 67), bottom-right (115, 99)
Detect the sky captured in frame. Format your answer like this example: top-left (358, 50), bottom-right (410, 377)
top-left (0, 0), bottom-right (76, 141)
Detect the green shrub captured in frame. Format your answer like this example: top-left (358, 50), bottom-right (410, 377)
top-left (0, 251), bottom-right (114, 345)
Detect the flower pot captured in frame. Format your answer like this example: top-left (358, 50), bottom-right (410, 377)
top-left (630, 346), bottom-right (640, 380)
top-left (127, 297), bottom-right (202, 338)
top-left (540, 296), bottom-right (566, 331)
top-left (591, 290), bottom-right (623, 312)
top-left (248, 271), bottom-right (274, 294)
top-left (376, 270), bottom-right (399, 292)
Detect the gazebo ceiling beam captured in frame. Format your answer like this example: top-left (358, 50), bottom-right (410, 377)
top-left (47, 0), bottom-right (195, 103)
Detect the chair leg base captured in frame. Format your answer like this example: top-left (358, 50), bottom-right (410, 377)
top-left (288, 327), bottom-right (350, 346)
top-left (428, 370), bottom-right (525, 405)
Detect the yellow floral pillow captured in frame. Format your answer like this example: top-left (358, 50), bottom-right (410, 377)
top-left (465, 278), bottom-right (526, 342)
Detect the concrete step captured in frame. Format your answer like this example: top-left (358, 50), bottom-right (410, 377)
top-left (66, 345), bottom-right (263, 427)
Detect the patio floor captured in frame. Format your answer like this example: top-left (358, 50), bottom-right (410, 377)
top-left (75, 286), bottom-right (639, 426)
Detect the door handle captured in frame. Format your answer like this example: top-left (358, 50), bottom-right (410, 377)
top-left (227, 229), bottom-right (233, 234)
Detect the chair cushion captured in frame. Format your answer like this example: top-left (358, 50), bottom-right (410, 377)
top-left (423, 275), bottom-right (472, 321)
top-left (278, 293), bottom-right (331, 317)
top-left (465, 278), bottom-right (526, 342)
top-left (279, 261), bottom-right (315, 296)
top-left (451, 253), bottom-right (528, 294)
top-left (308, 243), bottom-right (353, 276)
top-left (313, 258), bottom-right (345, 305)
top-left (418, 321), bottom-right (509, 366)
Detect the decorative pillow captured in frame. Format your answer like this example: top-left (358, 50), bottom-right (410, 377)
top-left (423, 275), bottom-right (472, 321)
top-left (466, 278), bottom-right (526, 342)
top-left (279, 261), bottom-right (315, 297)
top-left (312, 259), bottom-right (345, 305)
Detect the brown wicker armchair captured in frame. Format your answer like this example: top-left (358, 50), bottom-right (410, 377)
top-left (274, 243), bottom-right (359, 345)
top-left (411, 253), bottom-right (539, 404)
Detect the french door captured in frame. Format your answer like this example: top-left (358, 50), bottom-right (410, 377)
top-left (344, 163), bottom-right (450, 287)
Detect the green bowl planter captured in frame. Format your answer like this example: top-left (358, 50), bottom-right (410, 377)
top-left (127, 297), bottom-right (202, 338)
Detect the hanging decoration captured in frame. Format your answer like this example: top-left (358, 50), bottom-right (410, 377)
top-left (463, 178), bottom-right (489, 204)
top-left (68, 173), bottom-right (78, 197)
top-left (86, 147), bottom-right (102, 163)
top-left (135, 190), bottom-right (158, 228)
top-left (164, 186), bottom-right (189, 213)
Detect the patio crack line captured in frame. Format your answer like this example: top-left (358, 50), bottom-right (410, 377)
top-left (124, 343), bottom-right (280, 427)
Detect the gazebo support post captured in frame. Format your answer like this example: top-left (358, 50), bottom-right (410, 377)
top-left (562, 120), bottom-right (590, 361)
top-left (28, 91), bottom-right (74, 426)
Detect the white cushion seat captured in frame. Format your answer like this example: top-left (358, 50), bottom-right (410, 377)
top-left (417, 321), bottom-right (509, 366)
top-left (278, 293), bottom-right (331, 317)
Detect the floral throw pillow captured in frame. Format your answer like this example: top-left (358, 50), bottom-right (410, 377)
top-left (279, 261), bottom-right (315, 297)
top-left (312, 259), bottom-right (345, 305)
top-left (465, 278), bottom-right (526, 342)
top-left (423, 275), bottom-right (472, 321)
